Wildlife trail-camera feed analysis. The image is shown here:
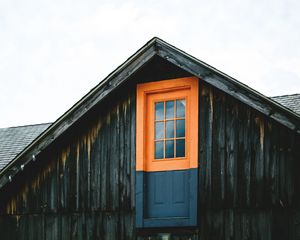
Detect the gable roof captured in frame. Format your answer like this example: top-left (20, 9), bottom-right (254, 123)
top-left (271, 94), bottom-right (300, 115)
top-left (0, 123), bottom-right (51, 172)
top-left (0, 37), bottom-right (299, 190)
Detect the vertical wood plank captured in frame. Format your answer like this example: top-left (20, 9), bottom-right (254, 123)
top-left (199, 84), bottom-right (213, 208)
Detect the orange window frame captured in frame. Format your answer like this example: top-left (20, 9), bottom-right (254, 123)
top-left (136, 77), bottom-right (199, 172)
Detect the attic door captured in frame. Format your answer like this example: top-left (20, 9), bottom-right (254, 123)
top-left (136, 77), bottom-right (198, 228)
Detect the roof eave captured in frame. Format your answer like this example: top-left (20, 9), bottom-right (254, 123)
top-left (0, 37), bottom-right (159, 190)
top-left (155, 38), bottom-right (300, 132)
top-left (0, 37), bottom-right (299, 191)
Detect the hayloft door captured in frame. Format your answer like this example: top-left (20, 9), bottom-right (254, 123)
top-left (136, 77), bottom-right (198, 228)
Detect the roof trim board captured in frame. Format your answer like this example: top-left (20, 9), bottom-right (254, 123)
top-left (0, 40), bottom-right (156, 189)
top-left (155, 40), bottom-right (300, 131)
top-left (0, 37), bottom-right (299, 190)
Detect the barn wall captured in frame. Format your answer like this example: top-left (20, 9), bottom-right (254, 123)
top-left (137, 82), bottom-right (300, 240)
top-left (199, 83), bottom-right (299, 210)
top-left (0, 84), bottom-right (137, 239)
top-left (198, 83), bottom-right (300, 240)
top-left (0, 65), bottom-right (299, 239)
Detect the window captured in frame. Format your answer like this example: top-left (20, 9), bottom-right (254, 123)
top-left (154, 99), bottom-right (186, 159)
top-left (136, 77), bottom-right (198, 172)
top-left (136, 77), bottom-right (198, 228)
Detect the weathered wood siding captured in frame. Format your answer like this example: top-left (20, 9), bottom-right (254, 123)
top-left (0, 85), bottom-right (137, 239)
top-left (197, 84), bottom-right (300, 240)
top-left (0, 61), bottom-right (299, 239)
top-left (137, 82), bottom-right (300, 240)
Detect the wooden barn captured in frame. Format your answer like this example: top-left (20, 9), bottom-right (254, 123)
top-left (0, 37), bottom-right (299, 239)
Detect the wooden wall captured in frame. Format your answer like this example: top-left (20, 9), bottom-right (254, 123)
top-left (197, 84), bottom-right (300, 240)
top-left (0, 85), bottom-right (137, 239)
top-left (0, 58), bottom-right (299, 239)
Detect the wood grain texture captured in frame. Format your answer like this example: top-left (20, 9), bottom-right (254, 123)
top-left (0, 61), bottom-right (299, 239)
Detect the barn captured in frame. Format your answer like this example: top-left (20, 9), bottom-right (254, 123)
top-left (0, 37), bottom-right (299, 239)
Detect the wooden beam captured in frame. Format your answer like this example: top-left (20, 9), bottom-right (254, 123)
top-left (155, 40), bottom-right (300, 133)
top-left (0, 42), bottom-right (157, 190)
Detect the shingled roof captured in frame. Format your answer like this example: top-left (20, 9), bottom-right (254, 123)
top-left (0, 123), bottom-right (51, 171)
top-left (271, 94), bottom-right (300, 115)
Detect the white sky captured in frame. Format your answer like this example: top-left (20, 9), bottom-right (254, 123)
top-left (0, 0), bottom-right (299, 128)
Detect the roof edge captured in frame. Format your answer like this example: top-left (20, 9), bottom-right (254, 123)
top-left (271, 93), bottom-right (300, 98)
top-left (0, 37), bottom-right (159, 188)
top-left (155, 38), bottom-right (300, 128)
top-left (0, 37), bottom-right (299, 191)
top-left (0, 122), bottom-right (52, 130)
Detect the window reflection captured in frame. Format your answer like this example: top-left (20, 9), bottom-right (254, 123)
top-left (176, 99), bottom-right (185, 118)
top-left (166, 121), bottom-right (174, 138)
top-left (166, 101), bottom-right (174, 119)
top-left (176, 120), bottom-right (185, 137)
top-left (155, 102), bottom-right (164, 120)
top-left (155, 141), bottom-right (164, 159)
top-left (154, 98), bottom-right (186, 160)
top-left (155, 122), bottom-right (164, 140)
top-left (176, 139), bottom-right (185, 157)
top-left (166, 140), bottom-right (174, 158)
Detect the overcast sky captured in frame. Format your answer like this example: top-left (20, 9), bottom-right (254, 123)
top-left (0, 0), bottom-right (299, 128)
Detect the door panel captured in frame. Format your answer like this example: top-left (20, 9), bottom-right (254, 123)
top-left (146, 170), bottom-right (189, 218)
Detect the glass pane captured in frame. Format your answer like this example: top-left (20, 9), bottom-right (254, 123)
top-left (176, 99), bottom-right (185, 118)
top-left (166, 120), bottom-right (174, 138)
top-left (176, 139), bottom-right (185, 157)
top-left (155, 122), bottom-right (164, 140)
top-left (166, 140), bottom-right (174, 158)
top-left (155, 102), bottom-right (164, 120)
top-left (166, 100), bottom-right (174, 119)
top-left (176, 119), bottom-right (185, 137)
top-left (155, 141), bottom-right (164, 159)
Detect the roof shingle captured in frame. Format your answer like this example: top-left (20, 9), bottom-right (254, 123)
top-left (271, 94), bottom-right (300, 115)
top-left (0, 123), bottom-right (51, 171)
top-left (0, 94), bottom-right (299, 173)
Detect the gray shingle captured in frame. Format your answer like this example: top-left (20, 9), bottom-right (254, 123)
top-left (0, 123), bottom-right (51, 171)
top-left (0, 94), bottom-right (298, 173)
top-left (271, 94), bottom-right (300, 115)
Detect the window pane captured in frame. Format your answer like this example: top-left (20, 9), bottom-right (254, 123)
top-left (176, 119), bottom-right (185, 137)
top-left (176, 99), bottom-right (185, 118)
top-left (155, 122), bottom-right (164, 140)
top-left (155, 141), bottom-right (164, 159)
top-left (166, 120), bottom-right (174, 138)
top-left (166, 100), bottom-right (174, 119)
top-left (166, 140), bottom-right (174, 158)
top-left (155, 102), bottom-right (164, 120)
top-left (176, 139), bottom-right (185, 157)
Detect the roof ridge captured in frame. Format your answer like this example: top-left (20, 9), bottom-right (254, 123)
top-left (271, 93), bottom-right (300, 98)
top-left (0, 122), bottom-right (52, 130)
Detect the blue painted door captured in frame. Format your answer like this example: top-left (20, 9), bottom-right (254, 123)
top-left (146, 170), bottom-right (189, 218)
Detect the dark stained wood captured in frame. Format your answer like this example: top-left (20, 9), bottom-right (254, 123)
top-left (155, 39), bottom-right (300, 132)
top-left (225, 96), bottom-right (238, 207)
top-left (1, 37), bottom-right (299, 195)
top-left (0, 58), bottom-right (299, 239)
top-left (0, 42), bottom-right (157, 191)
top-left (199, 85), bottom-right (213, 208)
